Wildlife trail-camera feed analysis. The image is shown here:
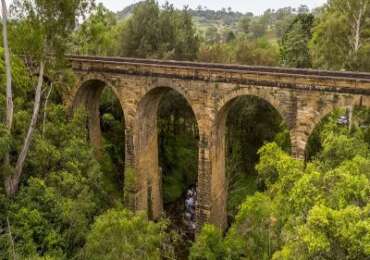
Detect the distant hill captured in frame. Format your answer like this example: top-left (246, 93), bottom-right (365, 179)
top-left (189, 8), bottom-right (251, 33)
top-left (115, 2), bottom-right (252, 34)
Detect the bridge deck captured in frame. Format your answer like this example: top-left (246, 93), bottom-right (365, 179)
top-left (67, 55), bottom-right (370, 82)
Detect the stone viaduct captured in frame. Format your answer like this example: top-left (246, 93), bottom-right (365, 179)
top-left (65, 55), bottom-right (370, 231)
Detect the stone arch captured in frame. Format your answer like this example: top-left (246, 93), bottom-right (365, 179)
top-left (134, 85), bottom-right (200, 220)
top-left (71, 77), bottom-right (126, 156)
top-left (302, 95), bottom-right (369, 159)
top-left (217, 87), bottom-right (294, 130)
top-left (138, 79), bottom-right (203, 124)
top-left (210, 88), bottom-right (292, 230)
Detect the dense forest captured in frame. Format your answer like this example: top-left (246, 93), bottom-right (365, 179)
top-left (0, 0), bottom-right (370, 259)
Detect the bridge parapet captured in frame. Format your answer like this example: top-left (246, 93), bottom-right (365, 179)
top-left (68, 55), bottom-right (370, 94)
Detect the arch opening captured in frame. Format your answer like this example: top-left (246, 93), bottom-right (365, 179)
top-left (72, 79), bottom-right (126, 203)
top-left (159, 90), bottom-right (199, 240)
top-left (306, 105), bottom-right (370, 162)
top-left (135, 87), bottom-right (199, 241)
top-left (212, 95), bottom-right (291, 229)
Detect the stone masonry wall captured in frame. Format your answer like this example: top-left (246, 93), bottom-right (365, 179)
top-left (66, 57), bottom-right (370, 231)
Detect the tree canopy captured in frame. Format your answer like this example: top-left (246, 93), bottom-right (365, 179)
top-left (1, 0), bottom-right (370, 259)
top-left (191, 110), bottom-right (370, 259)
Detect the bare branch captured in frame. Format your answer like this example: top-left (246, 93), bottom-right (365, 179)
top-left (42, 83), bottom-right (53, 136)
top-left (5, 60), bottom-right (45, 196)
top-left (1, 0), bottom-right (14, 170)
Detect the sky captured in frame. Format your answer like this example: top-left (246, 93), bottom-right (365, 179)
top-left (2, 1), bottom-right (328, 15)
top-left (98, 0), bottom-right (328, 15)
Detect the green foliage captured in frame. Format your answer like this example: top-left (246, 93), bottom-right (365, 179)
top-left (189, 224), bottom-right (226, 260)
top-left (306, 107), bottom-right (370, 162)
top-left (238, 17), bottom-right (251, 34)
top-left (225, 193), bottom-right (276, 260)
top-left (249, 18), bottom-right (268, 38)
top-left (99, 88), bottom-right (125, 200)
top-left (11, 0), bottom-right (94, 60)
top-left (197, 43), bottom-right (233, 63)
top-left (226, 96), bottom-right (290, 215)
top-left (318, 133), bottom-right (368, 170)
top-left (3, 1), bottom-right (370, 259)
top-left (193, 111), bottom-right (370, 259)
top-left (234, 37), bottom-right (280, 66)
top-left (72, 3), bottom-right (122, 56)
top-left (0, 47), bottom-right (34, 120)
top-left (0, 47), bottom-right (40, 179)
top-left (5, 178), bottom-right (65, 257)
top-left (0, 124), bottom-right (12, 161)
top-left (120, 0), bottom-right (199, 60)
top-left (280, 14), bottom-right (314, 68)
top-left (310, 0), bottom-right (370, 71)
top-left (82, 209), bottom-right (175, 260)
top-left (161, 134), bottom-right (198, 203)
top-left (198, 37), bottom-right (280, 66)
top-left (256, 143), bottom-right (303, 190)
top-left (158, 90), bottom-right (198, 204)
top-left (285, 204), bottom-right (370, 259)
top-left (123, 167), bottom-right (137, 209)
top-left (0, 106), bottom-right (109, 259)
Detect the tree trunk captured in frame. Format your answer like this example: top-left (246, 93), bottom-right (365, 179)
top-left (5, 61), bottom-right (45, 196)
top-left (1, 0), bottom-right (14, 165)
top-left (42, 83), bottom-right (53, 136)
top-left (348, 0), bottom-right (368, 65)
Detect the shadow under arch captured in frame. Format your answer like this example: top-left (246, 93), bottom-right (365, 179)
top-left (71, 79), bottom-right (126, 155)
top-left (134, 86), bottom-right (200, 222)
top-left (210, 94), bottom-right (291, 230)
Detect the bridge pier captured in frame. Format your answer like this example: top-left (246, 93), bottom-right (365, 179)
top-left (196, 133), bottom-right (213, 230)
top-left (290, 128), bottom-right (308, 160)
top-left (134, 88), bottom-right (165, 220)
top-left (86, 86), bottom-right (104, 158)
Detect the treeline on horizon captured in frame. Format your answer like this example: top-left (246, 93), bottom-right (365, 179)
top-left (72, 0), bottom-right (370, 72)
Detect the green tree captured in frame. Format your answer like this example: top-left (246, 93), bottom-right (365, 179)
top-left (225, 193), bottom-right (276, 260)
top-left (238, 16), bottom-right (251, 34)
top-left (274, 7), bottom-right (296, 38)
top-left (120, 0), bottom-right (199, 60)
top-left (158, 90), bottom-right (198, 204)
top-left (0, 106), bottom-right (109, 258)
top-left (204, 26), bottom-right (221, 44)
top-left (82, 209), bottom-right (175, 260)
top-left (4, 0), bottom-right (93, 196)
top-left (225, 96), bottom-right (289, 216)
top-left (193, 121), bottom-right (370, 259)
top-left (310, 0), bottom-right (370, 71)
top-left (234, 37), bottom-right (280, 66)
top-left (197, 43), bottom-right (233, 63)
top-left (280, 14), bottom-right (314, 68)
top-left (189, 224), bottom-right (226, 260)
top-left (249, 18), bottom-right (267, 38)
top-left (174, 6), bottom-right (199, 60)
top-left (120, 0), bottom-right (161, 57)
top-left (72, 3), bottom-right (122, 56)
